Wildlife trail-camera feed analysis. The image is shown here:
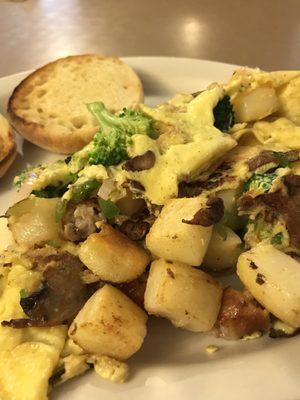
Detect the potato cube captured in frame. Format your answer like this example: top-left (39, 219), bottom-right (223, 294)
top-left (237, 243), bottom-right (300, 327)
top-left (78, 224), bottom-right (150, 283)
top-left (203, 226), bottom-right (242, 271)
top-left (233, 86), bottom-right (279, 122)
top-left (144, 259), bottom-right (222, 332)
top-left (6, 197), bottom-right (59, 247)
top-left (69, 284), bottom-right (147, 360)
top-left (146, 197), bottom-right (212, 266)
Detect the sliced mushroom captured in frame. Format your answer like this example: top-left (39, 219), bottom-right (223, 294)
top-left (119, 219), bottom-right (150, 241)
top-left (61, 199), bottom-right (101, 242)
top-left (2, 252), bottom-right (88, 328)
top-left (123, 151), bottom-right (156, 172)
top-left (182, 197), bottom-right (224, 226)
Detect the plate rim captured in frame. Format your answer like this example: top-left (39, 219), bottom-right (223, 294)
top-left (1, 56), bottom-right (299, 400)
top-left (0, 56), bottom-right (240, 81)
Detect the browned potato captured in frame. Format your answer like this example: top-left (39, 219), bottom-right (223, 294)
top-left (78, 224), bottom-right (150, 283)
top-left (203, 226), bottom-right (242, 271)
top-left (69, 284), bottom-right (147, 360)
top-left (144, 259), bottom-right (223, 332)
top-left (233, 86), bottom-right (279, 122)
top-left (237, 243), bottom-right (300, 327)
top-left (146, 197), bottom-right (212, 266)
top-left (6, 197), bottom-right (60, 247)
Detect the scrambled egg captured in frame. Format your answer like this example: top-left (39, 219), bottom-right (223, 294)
top-left (3, 67), bottom-right (300, 399)
top-left (225, 68), bottom-right (300, 101)
top-left (253, 118), bottom-right (300, 150)
top-left (89, 355), bottom-right (129, 383)
top-left (19, 85), bottom-right (237, 206)
top-left (127, 85), bottom-right (236, 204)
top-left (0, 261), bottom-right (67, 400)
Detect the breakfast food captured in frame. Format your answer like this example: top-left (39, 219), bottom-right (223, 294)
top-left (8, 55), bottom-right (144, 154)
top-left (0, 113), bottom-right (16, 177)
top-left (1, 66), bottom-right (300, 399)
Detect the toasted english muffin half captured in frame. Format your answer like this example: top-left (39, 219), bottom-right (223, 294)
top-left (0, 145), bottom-right (17, 178)
top-left (0, 114), bottom-right (16, 177)
top-left (8, 55), bottom-right (144, 154)
top-left (0, 113), bottom-right (15, 162)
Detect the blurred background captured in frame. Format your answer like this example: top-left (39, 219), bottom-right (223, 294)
top-left (0, 0), bottom-right (299, 77)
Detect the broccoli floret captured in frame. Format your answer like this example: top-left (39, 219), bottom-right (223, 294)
top-left (87, 102), bottom-right (153, 166)
top-left (243, 173), bottom-right (277, 193)
top-left (213, 95), bottom-right (235, 133)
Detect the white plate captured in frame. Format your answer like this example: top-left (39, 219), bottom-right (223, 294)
top-left (1, 57), bottom-right (300, 400)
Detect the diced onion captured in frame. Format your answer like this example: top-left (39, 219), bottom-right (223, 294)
top-left (13, 173), bottom-right (37, 203)
top-left (97, 179), bottom-right (115, 200)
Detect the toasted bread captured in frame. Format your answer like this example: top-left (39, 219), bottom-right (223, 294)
top-left (0, 146), bottom-right (17, 178)
top-left (0, 114), bottom-right (15, 162)
top-left (8, 55), bottom-right (144, 154)
top-left (0, 114), bottom-right (16, 178)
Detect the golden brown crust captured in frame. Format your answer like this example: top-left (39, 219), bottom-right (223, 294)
top-left (0, 145), bottom-right (17, 178)
top-left (8, 55), bottom-right (144, 154)
top-left (0, 114), bottom-right (15, 162)
top-left (7, 111), bottom-right (91, 154)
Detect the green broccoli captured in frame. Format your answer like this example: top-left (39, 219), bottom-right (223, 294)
top-left (243, 173), bottom-right (277, 193)
top-left (87, 102), bottom-right (153, 166)
top-left (213, 95), bottom-right (235, 133)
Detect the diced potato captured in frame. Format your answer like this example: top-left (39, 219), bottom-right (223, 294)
top-left (6, 197), bottom-right (59, 247)
top-left (69, 284), bottom-right (147, 360)
top-left (233, 86), bottom-right (279, 122)
top-left (146, 197), bottom-right (212, 266)
top-left (203, 226), bottom-right (242, 271)
top-left (144, 259), bottom-right (223, 332)
top-left (78, 224), bottom-right (150, 283)
top-left (237, 243), bottom-right (300, 327)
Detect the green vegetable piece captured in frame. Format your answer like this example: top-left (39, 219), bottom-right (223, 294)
top-left (213, 95), bottom-right (235, 133)
top-left (271, 232), bottom-right (283, 246)
top-left (214, 223), bottom-right (228, 240)
top-left (243, 173), bottom-right (277, 193)
top-left (32, 183), bottom-right (68, 198)
top-left (55, 199), bottom-right (68, 222)
top-left (87, 102), bottom-right (153, 166)
top-left (20, 289), bottom-right (28, 299)
top-left (72, 179), bottom-right (100, 204)
top-left (98, 198), bottom-right (120, 219)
